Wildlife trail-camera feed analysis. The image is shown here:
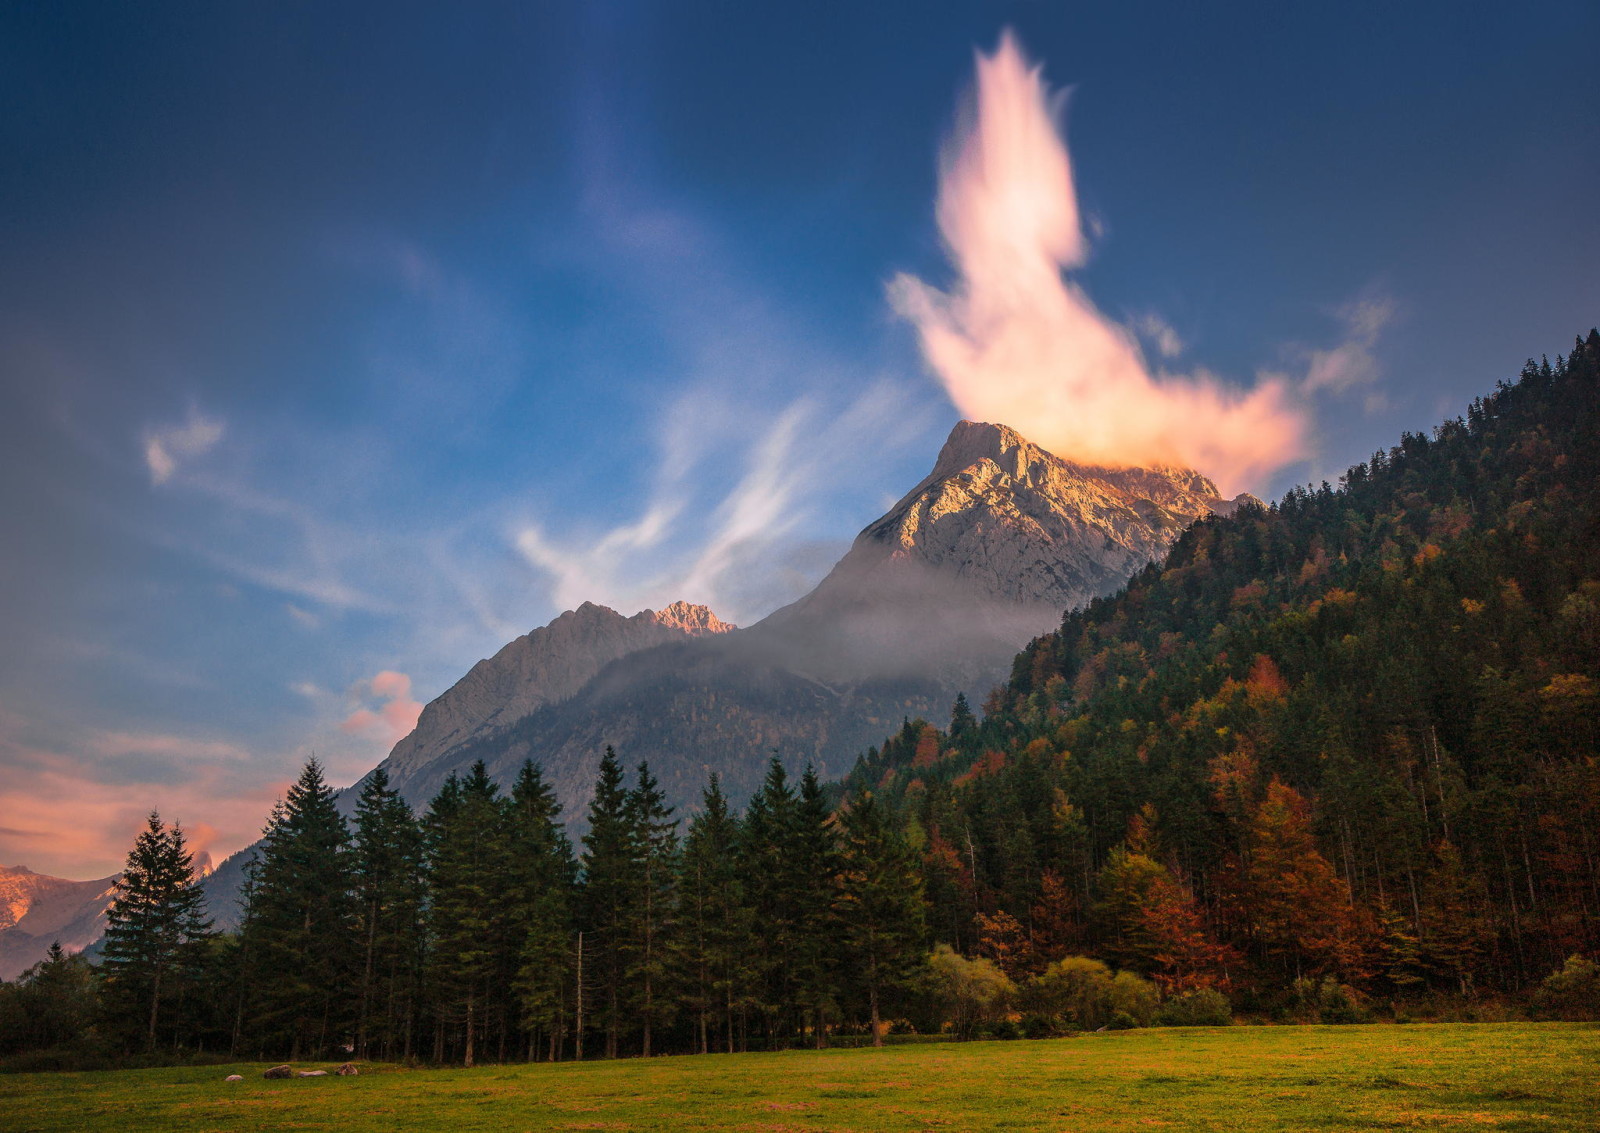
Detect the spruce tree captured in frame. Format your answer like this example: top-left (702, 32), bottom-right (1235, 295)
top-left (350, 768), bottom-right (424, 1060)
top-left (793, 766), bottom-right (842, 1047)
top-left (625, 761), bottom-right (679, 1057)
top-left (740, 756), bottom-right (802, 1046)
top-left (509, 759), bottom-right (577, 1061)
top-left (676, 774), bottom-right (749, 1054)
top-left (581, 746), bottom-right (637, 1059)
top-left (837, 791), bottom-right (926, 1046)
top-left (238, 758), bottom-right (356, 1058)
top-left (100, 812), bottom-right (213, 1052)
top-left (423, 760), bottom-right (514, 1066)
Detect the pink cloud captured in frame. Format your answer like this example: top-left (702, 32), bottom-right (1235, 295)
top-left (891, 31), bottom-right (1306, 494)
top-left (340, 670), bottom-right (423, 746)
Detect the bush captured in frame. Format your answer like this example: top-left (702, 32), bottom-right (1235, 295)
top-left (1109, 971), bottom-right (1159, 1028)
top-left (1156, 988), bottom-right (1232, 1027)
top-left (925, 944), bottom-right (1016, 1040)
top-left (1532, 955), bottom-right (1600, 1020)
top-left (1291, 977), bottom-right (1370, 1024)
top-left (1022, 957), bottom-right (1159, 1031)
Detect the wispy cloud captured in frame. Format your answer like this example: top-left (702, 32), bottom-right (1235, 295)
top-left (142, 408), bottom-right (224, 485)
top-left (1302, 295), bottom-right (1398, 399)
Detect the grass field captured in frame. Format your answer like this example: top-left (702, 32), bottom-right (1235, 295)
top-left (2, 1023), bottom-right (1596, 1132)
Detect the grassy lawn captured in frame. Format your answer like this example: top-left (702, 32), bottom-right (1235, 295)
top-left (2, 1023), bottom-right (1596, 1132)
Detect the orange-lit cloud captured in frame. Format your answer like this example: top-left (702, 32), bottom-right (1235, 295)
top-left (340, 670), bottom-right (423, 745)
top-left (891, 31), bottom-right (1306, 493)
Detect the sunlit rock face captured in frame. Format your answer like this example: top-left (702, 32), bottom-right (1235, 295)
top-left (0, 865), bottom-right (119, 980)
top-left (858, 420), bottom-right (1252, 607)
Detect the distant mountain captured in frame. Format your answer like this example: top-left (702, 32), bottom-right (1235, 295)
top-left (204, 420), bottom-right (1247, 926)
top-left (0, 865), bottom-right (119, 980)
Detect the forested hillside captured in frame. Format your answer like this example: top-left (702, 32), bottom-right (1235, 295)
top-left (848, 330), bottom-right (1600, 1004)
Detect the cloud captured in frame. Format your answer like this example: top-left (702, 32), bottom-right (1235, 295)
top-left (142, 408), bottom-right (224, 485)
top-left (1302, 295), bottom-right (1397, 396)
top-left (891, 30), bottom-right (1305, 493)
top-left (514, 378), bottom-right (930, 624)
top-left (340, 670), bottom-right (423, 746)
top-left (1133, 313), bottom-right (1184, 360)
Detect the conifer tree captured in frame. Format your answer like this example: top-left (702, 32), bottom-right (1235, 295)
top-left (581, 746), bottom-right (637, 1059)
top-left (741, 756), bottom-right (802, 1044)
top-left (836, 791), bottom-right (925, 1046)
top-left (626, 761), bottom-right (679, 1057)
top-left (676, 775), bottom-right (750, 1054)
top-left (793, 766), bottom-right (841, 1047)
top-left (351, 767), bottom-right (424, 1060)
top-left (100, 812), bottom-right (213, 1052)
top-left (508, 759), bottom-right (577, 1061)
top-left (424, 760), bottom-right (514, 1066)
top-left (238, 758), bottom-right (356, 1058)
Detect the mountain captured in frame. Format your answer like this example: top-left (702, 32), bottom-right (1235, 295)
top-left (204, 419), bottom-right (1248, 925)
top-left (379, 600), bottom-right (734, 797)
top-left (0, 865), bottom-right (119, 980)
top-left (363, 420), bottom-right (1251, 818)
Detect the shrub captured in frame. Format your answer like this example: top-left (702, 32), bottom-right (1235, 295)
top-left (1156, 988), bottom-right (1232, 1027)
top-left (925, 944), bottom-right (1016, 1040)
top-left (1022, 957), bottom-right (1159, 1031)
top-left (1532, 955), bottom-right (1600, 1020)
top-left (1291, 976), bottom-right (1370, 1024)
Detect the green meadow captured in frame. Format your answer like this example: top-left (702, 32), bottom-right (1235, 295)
top-left (3, 1023), bottom-right (1596, 1133)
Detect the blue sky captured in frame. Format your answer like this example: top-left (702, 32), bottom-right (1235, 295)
top-left (2, 1), bottom-right (1596, 877)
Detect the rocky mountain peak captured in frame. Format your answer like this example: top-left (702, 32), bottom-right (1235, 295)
top-left (825, 419), bottom-right (1252, 611)
top-left (649, 601), bottom-right (735, 635)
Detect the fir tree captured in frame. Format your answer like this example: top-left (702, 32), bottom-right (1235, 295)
top-left (676, 775), bottom-right (750, 1054)
top-left (626, 761), bottom-right (679, 1057)
top-left (836, 792), bottom-right (926, 1046)
top-left (581, 746), bottom-right (638, 1059)
top-left (100, 812), bottom-right (212, 1051)
top-left (238, 758), bottom-right (356, 1058)
top-left (350, 767), bottom-right (424, 1060)
top-left (508, 759), bottom-right (577, 1061)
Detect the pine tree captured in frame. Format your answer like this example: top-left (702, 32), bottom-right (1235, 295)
top-left (626, 761), bottom-right (679, 1057)
top-left (949, 692), bottom-right (977, 740)
top-left (100, 812), bottom-right (212, 1051)
top-left (238, 758), bottom-right (356, 1058)
top-left (676, 775), bottom-right (750, 1054)
top-left (508, 759), bottom-right (577, 1061)
top-left (350, 768), bottom-right (424, 1060)
top-left (423, 761), bottom-right (514, 1066)
top-left (581, 746), bottom-right (638, 1059)
top-left (836, 791), bottom-right (926, 1046)
top-left (741, 756), bottom-right (802, 1045)
top-left (793, 766), bottom-right (841, 1047)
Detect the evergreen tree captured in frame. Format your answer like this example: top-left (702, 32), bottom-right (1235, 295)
top-left (423, 760), bottom-right (514, 1066)
top-left (581, 746), bottom-right (638, 1059)
top-left (350, 767), bottom-right (424, 1060)
top-left (676, 775), bottom-right (750, 1054)
top-left (100, 812), bottom-right (212, 1051)
top-left (238, 758), bottom-right (356, 1058)
top-left (626, 761), bottom-right (679, 1057)
top-left (741, 756), bottom-right (803, 1045)
top-left (793, 766), bottom-right (842, 1047)
top-left (836, 792), bottom-right (926, 1046)
top-left (508, 759), bottom-right (577, 1061)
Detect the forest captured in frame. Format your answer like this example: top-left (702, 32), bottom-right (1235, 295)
top-left (2, 331), bottom-right (1598, 1068)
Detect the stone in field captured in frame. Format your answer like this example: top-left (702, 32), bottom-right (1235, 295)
top-left (336, 1062), bottom-right (358, 1076)
top-left (296, 1070), bottom-right (329, 1077)
top-left (263, 1065), bottom-right (292, 1079)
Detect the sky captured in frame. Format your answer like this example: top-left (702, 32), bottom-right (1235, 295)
top-left (1, 1), bottom-right (1596, 879)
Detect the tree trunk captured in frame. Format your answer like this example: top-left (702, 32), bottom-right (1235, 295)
top-left (465, 993), bottom-right (476, 1068)
top-left (146, 965), bottom-right (163, 1052)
